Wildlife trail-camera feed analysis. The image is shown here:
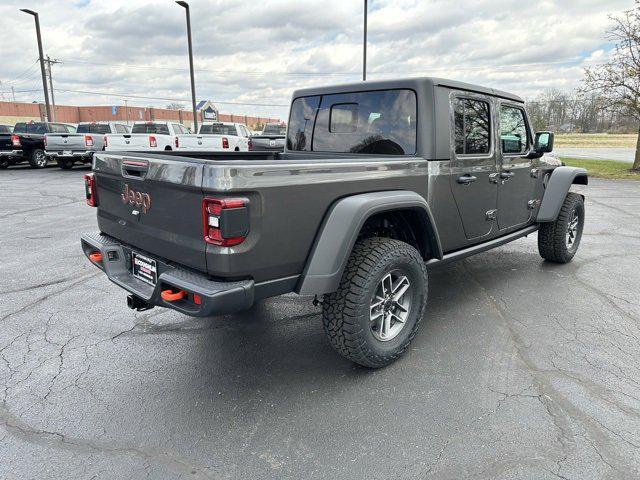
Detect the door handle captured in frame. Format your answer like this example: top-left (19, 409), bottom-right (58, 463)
top-left (457, 174), bottom-right (477, 185)
top-left (500, 171), bottom-right (515, 179)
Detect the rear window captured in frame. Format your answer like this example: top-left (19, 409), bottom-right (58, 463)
top-left (287, 89), bottom-right (417, 155)
top-left (13, 122), bottom-right (48, 134)
top-left (199, 124), bottom-right (237, 135)
top-left (0, 125), bottom-right (11, 133)
top-left (131, 123), bottom-right (170, 135)
top-left (262, 124), bottom-right (286, 135)
top-left (77, 123), bottom-right (111, 134)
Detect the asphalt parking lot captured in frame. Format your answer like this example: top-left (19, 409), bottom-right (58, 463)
top-left (0, 165), bottom-right (639, 480)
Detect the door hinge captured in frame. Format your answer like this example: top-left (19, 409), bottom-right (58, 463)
top-left (528, 199), bottom-right (541, 210)
top-left (486, 209), bottom-right (497, 220)
top-left (530, 168), bottom-right (539, 178)
top-left (489, 172), bottom-right (500, 184)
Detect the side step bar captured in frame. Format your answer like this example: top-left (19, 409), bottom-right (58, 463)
top-left (426, 225), bottom-right (539, 268)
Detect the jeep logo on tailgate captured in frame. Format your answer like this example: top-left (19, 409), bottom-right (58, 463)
top-left (121, 184), bottom-right (151, 213)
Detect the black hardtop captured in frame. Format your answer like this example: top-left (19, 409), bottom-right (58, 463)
top-left (291, 77), bottom-right (524, 103)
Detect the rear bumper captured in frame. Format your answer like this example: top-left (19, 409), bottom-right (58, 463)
top-left (81, 232), bottom-right (254, 317)
top-left (0, 149), bottom-right (23, 158)
top-left (46, 150), bottom-right (94, 159)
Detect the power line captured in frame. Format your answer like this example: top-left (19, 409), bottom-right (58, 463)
top-left (3, 59), bottom-right (39, 84)
top-left (52, 87), bottom-right (288, 107)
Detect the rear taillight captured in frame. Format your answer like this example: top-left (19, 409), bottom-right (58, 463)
top-left (202, 198), bottom-right (248, 247)
top-left (11, 135), bottom-right (20, 147)
top-left (149, 136), bottom-right (157, 148)
top-left (248, 139), bottom-right (253, 151)
top-left (222, 137), bottom-right (229, 149)
top-left (103, 135), bottom-right (108, 148)
top-left (85, 135), bottom-right (94, 147)
top-left (84, 172), bottom-right (98, 207)
top-left (175, 136), bottom-right (179, 148)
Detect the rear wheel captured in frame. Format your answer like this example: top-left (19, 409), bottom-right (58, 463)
top-left (57, 158), bottom-right (74, 170)
top-left (322, 237), bottom-right (428, 368)
top-left (0, 157), bottom-right (8, 169)
top-left (538, 192), bottom-right (584, 263)
top-left (28, 149), bottom-right (48, 169)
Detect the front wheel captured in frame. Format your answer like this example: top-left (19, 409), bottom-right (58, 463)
top-left (322, 237), bottom-right (428, 368)
top-left (0, 157), bottom-right (8, 169)
top-left (538, 192), bottom-right (585, 263)
top-left (28, 149), bottom-right (48, 169)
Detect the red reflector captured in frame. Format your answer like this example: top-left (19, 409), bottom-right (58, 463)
top-left (248, 139), bottom-right (253, 151)
top-left (11, 135), bottom-right (20, 147)
top-left (193, 294), bottom-right (202, 305)
top-left (85, 135), bottom-right (94, 147)
top-left (103, 135), bottom-right (108, 148)
top-left (89, 252), bottom-right (102, 263)
top-left (84, 172), bottom-right (98, 207)
top-left (222, 137), bottom-right (229, 149)
top-left (175, 136), bottom-right (179, 148)
top-left (149, 135), bottom-right (157, 148)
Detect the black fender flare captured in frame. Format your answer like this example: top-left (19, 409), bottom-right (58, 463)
top-left (537, 166), bottom-right (588, 223)
top-left (296, 191), bottom-right (443, 295)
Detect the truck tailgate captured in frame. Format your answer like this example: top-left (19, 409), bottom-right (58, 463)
top-left (45, 134), bottom-right (85, 151)
top-left (93, 153), bottom-right (206, 272)
top-left (105, 134), bottom-right (156, 151)
top-left (176, 135), bottom-right (225, 151)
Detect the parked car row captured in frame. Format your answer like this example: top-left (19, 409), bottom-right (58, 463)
top-left (0, 120), bottom-right (287, 170)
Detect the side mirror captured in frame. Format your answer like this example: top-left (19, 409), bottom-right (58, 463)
top-left (534, 131), bottom-right (554, 154)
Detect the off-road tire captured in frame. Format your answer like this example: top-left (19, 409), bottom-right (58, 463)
top-left (0, 158), bottom-right (8, 169)
top-left (538, 192), bottom-right (584, 263)
top-left (28, 149), bottom-right (48, 169)
top-left (322, 237), bottom-right (428, 368)
top-left (57, 158), bottom-right (74, 170)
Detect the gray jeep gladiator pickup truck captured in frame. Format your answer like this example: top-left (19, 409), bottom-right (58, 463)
top-left (81, 77), bottom-right (587, 368)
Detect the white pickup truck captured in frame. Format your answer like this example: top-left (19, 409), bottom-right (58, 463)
top-left (105, 121), bottom-right (190, 152)
top-left (174, 122), bottom-right (251, 152)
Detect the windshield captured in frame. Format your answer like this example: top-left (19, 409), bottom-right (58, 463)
top-left (77, 124), bottom-right (111, 134)
top-left (287, 89), bottom-right (417, 155)
top-left (199, 124), bottom-right (237, 135)
top-left (262, 124), bottom-right (286, 135)
top-left (0, 125), bottom-right (11, 133)
top-left (131, 123), bottom-right (170, 135)
top-left (13, 122), bottom-right (48, 134)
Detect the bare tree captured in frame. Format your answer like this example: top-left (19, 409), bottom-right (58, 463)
top-left (583, 2), bottom-right (640, 169)
top-left (166, 102), bottom-right (185, 110)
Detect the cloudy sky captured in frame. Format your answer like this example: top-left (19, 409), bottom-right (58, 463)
top-left (0, 0), bottom-right (631, 120)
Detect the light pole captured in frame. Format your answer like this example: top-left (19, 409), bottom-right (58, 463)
top-left (21, 9), bottom-right (51, 121)
top-left (363, 0), bottom-right (367, 81)
top-left (176, 1), bottom-right (198, 132)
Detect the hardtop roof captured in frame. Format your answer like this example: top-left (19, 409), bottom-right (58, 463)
top-left (291, 77), bottom-right (524, 103)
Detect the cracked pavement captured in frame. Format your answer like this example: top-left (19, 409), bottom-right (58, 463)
top-left (0, 165), bottom-right (639, 479)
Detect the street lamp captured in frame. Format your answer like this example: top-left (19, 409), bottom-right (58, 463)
top-left (363, 0), bottom-right (367, 81)
top-left (176, 1), bottom-right (198, 132)
top-left (20, 9), bottom-right (51, 121)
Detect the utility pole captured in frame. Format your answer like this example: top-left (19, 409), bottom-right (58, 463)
top-left (176, 1), bottom-right (198, 133)
top-left (11, 86), bottom-right (16, 102)
top-left (44, 55), bottom-right (61, 121)
top-left (363, 0), bottom-right (367, 81)
top-left (123, 99), bottom-right (129, 125)
top-left (20, 9), bottom-right (51, 121)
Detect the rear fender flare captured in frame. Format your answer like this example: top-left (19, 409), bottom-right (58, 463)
top-left (296, 191), bottom-right (442, 295)
top-left (537, 166), bottom-right (588, 223)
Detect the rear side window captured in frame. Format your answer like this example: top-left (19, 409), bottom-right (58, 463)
top-left (132, 123), bottom-right (170, 135)
top-left (453, 98), bottom-right (491, 155)
top-left (500, 105), bottom-right (529, 154)
top-left (0, 125), bottom-right (10, 133)
top-left (77, 124), bottom-right (110, 134)
top-left (311, 89), bottom-right (417, 155)
top-left (287, 96), bottom-right (320, 151)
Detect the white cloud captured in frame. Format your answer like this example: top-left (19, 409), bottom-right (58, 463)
top-left (0, 0), bottom-right (632, 120)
